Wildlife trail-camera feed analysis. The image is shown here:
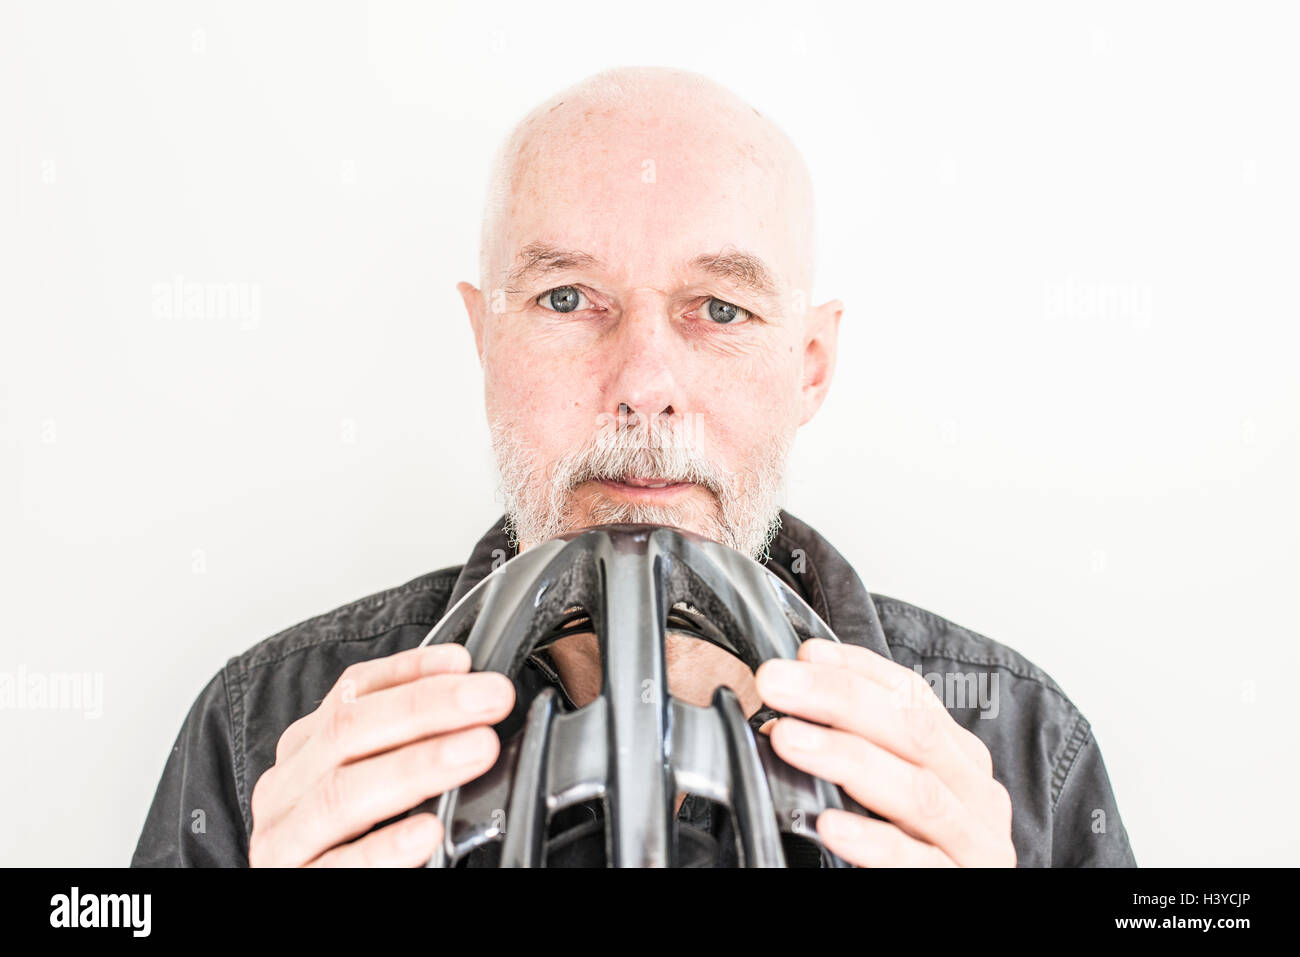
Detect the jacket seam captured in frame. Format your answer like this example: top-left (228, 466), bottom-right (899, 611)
top-left (1050, 710), bottom-right (1092, 812)
top-left (223, 656), bottom-right (253, 843)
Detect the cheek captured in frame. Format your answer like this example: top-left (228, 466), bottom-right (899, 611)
top-left (685, 346), bottom-right (802, 455)
top-left (484, 332), bottom-right (601, 449)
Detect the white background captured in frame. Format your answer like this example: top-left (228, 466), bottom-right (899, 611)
top-left (2, 0), bottom-right (1296, 867)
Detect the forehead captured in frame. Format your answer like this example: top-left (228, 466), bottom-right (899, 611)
top-left (503, 110), bottom-right (799, 288)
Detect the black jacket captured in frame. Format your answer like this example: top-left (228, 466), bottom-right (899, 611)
top-left (130, 510), bottom-right (1137, 867)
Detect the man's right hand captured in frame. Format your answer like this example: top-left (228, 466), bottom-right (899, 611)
top-left (248, 642), bottom-right (514, 867)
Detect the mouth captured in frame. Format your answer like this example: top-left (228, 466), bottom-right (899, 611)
top-left (593, 476), bottom-right (697, 500)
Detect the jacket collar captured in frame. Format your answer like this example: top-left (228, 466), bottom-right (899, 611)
top-left (447, 510), bottom-right (893, 661)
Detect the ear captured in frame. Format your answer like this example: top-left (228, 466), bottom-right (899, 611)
top-left (458, 281), bottom-right (486, 368)
top-left (798, 298), bottom-right (843, 426)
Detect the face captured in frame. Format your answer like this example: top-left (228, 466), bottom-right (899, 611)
top-left (460, 101), bottom-right (841, 560)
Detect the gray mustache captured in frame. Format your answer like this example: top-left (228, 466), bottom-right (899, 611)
top-left (564, 438), bottom-right (725, 496)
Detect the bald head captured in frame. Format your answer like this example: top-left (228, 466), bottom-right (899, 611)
top-left (476, 66), bottom-right (817, 303)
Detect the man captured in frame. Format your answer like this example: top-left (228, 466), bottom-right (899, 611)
top-left (132, 66), bottom-right (1135, 867)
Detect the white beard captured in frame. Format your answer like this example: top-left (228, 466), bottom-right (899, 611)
top-left (488, 413), bottom-right (791, 563)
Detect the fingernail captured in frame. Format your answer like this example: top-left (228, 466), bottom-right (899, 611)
top-left (804, 640), bottom-right (841, 665)
top-left (763, 660), bottom-right (812, 696)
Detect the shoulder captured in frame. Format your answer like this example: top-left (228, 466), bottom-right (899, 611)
top-left (871, 594), bottom-right (1134, 866)
top-left (210, 565), bottom-right (465, 838)
top-left (231, 566), bottom-right (463, 674)
top-left (870, 592), bottom-right (1073, 705)
top-left (869, 592), bottom-right (1103, 852)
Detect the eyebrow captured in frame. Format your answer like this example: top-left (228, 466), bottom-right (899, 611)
top-left (503, 241), bottom-right (783, 306)
top-left (504, 243), bottom-right (604, 295)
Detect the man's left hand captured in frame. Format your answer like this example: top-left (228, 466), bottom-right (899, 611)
top-left (754, 638), bottom-right (1017, 867)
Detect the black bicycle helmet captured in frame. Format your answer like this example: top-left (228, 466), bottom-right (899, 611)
top-left (412, 521), bottom-right (865, 867)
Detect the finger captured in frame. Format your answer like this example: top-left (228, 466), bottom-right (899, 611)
top-left (799, 638), bottom-right (925, 692)
top-left (768, 716), bottom-right (998, 867)
top-left (252, 725), bottom-right (499, 868)
top-left (755, 658), bottom-right (988, 806)
top-left (953, 724), bottom-right (995, 776)
top-left (801, 640), bottom-right (996, 774)
top-left (816, 809), bottom-right (957, 868)
top-left (305, 813), bottom-right (444, 868)
top-left (276, 643), bottom-right (471, 763)
top-left (277, 669), bottom-right (515, 800)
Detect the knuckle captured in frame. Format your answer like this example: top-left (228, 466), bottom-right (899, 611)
top-left (247, 830), bottom-right (273, 868)
top-left (275, 716), bottom-right (308, 762)
top-left (903, 667), bottom-right (936, 705)
top-left (911, 766), bottom-right (949, 820)
top-left (406, 673), bottom-right (444, 720)
top-left (250, 767), bottom-right (276, 818)
top-left (316, 767), bottom-right (351, 821)
top-left (336, 663), bottom-right (362, 693)
top-left (906, 667), bottom-right (931, 695)
top-left (882, 661), bottom-right (911, 695)
top-left (894, 670), bottom-right (935, 722)
top-left (393, 648), bottom-right (425, 685)
top-left (969, 732), bottom-right (994, 773)
top-left (906, 702), bottom-right (943, 753)
top-left (323, 702), bottom-right (357, 754)
top-left (990, 779), bottom-right (1013, 821)
top-left (837, 671), bottom-right (869, 713)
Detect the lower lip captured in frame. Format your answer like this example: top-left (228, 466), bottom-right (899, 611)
top-left (595, 479), bottom-right (695, 501)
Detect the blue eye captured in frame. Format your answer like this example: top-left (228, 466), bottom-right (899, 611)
top-left (537, 286), bottom-right (589, 314)
top-left (703, 297), bottom-right (752, 325)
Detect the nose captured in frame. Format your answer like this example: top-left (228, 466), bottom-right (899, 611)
top-left (603, 292), bottom-right (683, 431)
